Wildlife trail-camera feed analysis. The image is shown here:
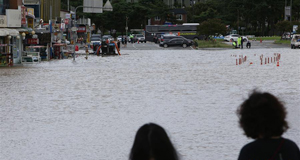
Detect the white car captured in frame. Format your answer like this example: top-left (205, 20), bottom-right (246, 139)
top-left (135, 34), bottom-right (146, 43)
top-left (291, 34), bottom-right (300, 49)
top-left (224, 34), bottom-right (248, 42)
top-left (90, 37), bottom-right (102, 46)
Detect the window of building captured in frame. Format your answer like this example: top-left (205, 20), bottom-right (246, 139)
top-left (176, 14), bottom-right (182, 20)
top-left (155, 16), bottom-right (161, 21)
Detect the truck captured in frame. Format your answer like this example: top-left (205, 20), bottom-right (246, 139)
top-left (291, 34), bottom-right (300, 49)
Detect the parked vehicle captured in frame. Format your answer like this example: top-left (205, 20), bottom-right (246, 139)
top-left (159, 35), bottom-right (178, 46)
top-left (135, 34), bottom-right (146, 43)
top-left (90, 37), bottom-right (102, 47)
top-left (117, 36), bottom-right (123, 41)
top-left (102, 35), bottom-right (114, 42)
top-left (282, 32), bottom-right (292, 40)
top-left (224, 34), bottom-right (248, 42)
top-left (145, 24), bottom-right (204, 42)
top-left (153, 33), bottom-right (162, 43)
top-left (91, 34), bottom-right (101, 38)
top-left (160, 36), bottom-right (193, 48)
top-left (291, 34), bottom-right (300, 49)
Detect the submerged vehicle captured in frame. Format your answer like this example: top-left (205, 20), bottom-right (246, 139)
top-left (93, 39), bottom-right (121, 56)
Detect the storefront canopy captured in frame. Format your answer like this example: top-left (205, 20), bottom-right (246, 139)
top-left (0, 29), bottom-right (9, 36)
top-left (0, 28), bottom-right (19, 36)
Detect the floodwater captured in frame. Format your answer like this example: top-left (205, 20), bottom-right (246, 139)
top-left (1, 48), bottom-right (299, 160)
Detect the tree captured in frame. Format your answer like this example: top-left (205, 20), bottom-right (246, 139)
top-left (275, 21), bottom-right (293, 35)
top-left (197, 19), bottom-right (227, 39)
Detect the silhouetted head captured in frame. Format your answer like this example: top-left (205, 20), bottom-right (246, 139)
top-left (237, 91), bottom-right (289, 139)
top-left (129, 123), bottom-right (179, 160)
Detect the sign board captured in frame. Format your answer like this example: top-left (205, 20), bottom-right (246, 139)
top-left (83, 0), bottom-right (103, 13)
top-left (65, 14), bottom-right (71, 19)
top-left (61, 23), bottom-right (65, 30)
top-left (28, 18), bottom-right (34, 28)
top-left (285, 6), bottom-right (291, 16)
top-left (0, 15), bottom-right (7, 27)
top-left (27, 38), bottom-right (39, 44)
top-left (77, 26), bottom-right (86, 33)
top-left (27, 8), bottom-right (34, 16)
top-left (64, 19), bottom-right (69, 25)
top-left (6, 9), bottom-right (21, 27)
top-left (21, 6), bottom-right (27, 25)
top-left (293, 25), bottom-right (298, 33)
top-left (71, 27), bottom-right (77, 32)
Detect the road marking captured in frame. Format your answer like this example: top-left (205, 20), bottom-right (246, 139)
top-left (132, 43), bottom-right (139, 50)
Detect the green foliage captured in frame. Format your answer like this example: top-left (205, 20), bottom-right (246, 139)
top-left (275, 21), bottom-right (293, 34)
top-left (195, 39), bottom-right (232, 48)
top-left (197, 19), bottom-right (227, 37)
top-left (186, 0), bottom-right (299, 36)
top-left (61, 0), bottom-right (300, 37)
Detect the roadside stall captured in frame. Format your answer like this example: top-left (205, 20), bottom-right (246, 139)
top-left (26, 45), bottom-right (48, 60)
top-left (53, 43), bottom-right (67, 59)
top-left (0, 29), bottom-right (12, 66)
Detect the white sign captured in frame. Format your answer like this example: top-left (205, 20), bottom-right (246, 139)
top-left (6, 9), bottom-right (21, 27)
top-left (65, 13), bottom-right (71, 19)
top-left (293, 25), bottom-right (298, 33)
top-left (0, 15), bottom-right (7, 27)
top-left (61, 23), bottom-right (65, 30)
top-left (83, 0), bottom-right (103, 13)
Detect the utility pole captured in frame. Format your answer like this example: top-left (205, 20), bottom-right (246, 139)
top-left (126, 16), bottom-right (128, 37)
top-left (290, 0), bottom-right (292, 22)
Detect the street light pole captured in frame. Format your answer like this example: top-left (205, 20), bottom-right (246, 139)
top-left (126, 16), bottom-right (128, 37)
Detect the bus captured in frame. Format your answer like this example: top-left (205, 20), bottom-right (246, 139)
top-left (145, 24), bottom-right (204, 42)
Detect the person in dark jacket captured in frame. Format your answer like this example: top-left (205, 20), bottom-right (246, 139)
top-left (236, 91), bottom-right (300, 160)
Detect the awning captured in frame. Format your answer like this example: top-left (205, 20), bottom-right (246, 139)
top-left (0, 28), bottom-right (20, 36)
top-left (0, 29), bottom-right (9, 36)
top-left (53, 43), bottom-right (66, 46)
top-left (16, 28), bottom-right (29, 32)
top-left (27, 13), bottom-right (35, 19)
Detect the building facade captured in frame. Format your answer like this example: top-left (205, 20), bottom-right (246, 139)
top-left (126, 0), bottom-right (204, 7)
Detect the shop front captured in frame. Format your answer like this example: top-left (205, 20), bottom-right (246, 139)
top-left (0, 28), bottom-right (20, 66)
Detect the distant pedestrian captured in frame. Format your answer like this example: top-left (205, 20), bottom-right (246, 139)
top-left (124, 37), bottom-right (127, 48)
top-left (246, 41), bottom-right (251, 48)
top-left (240, 37), bottom-right (244, 49)
top-left (237, 36), bottom-right (242, 48)
top-left (130, 34), bottom-right (134, 43)
top-left (129, 123), bottom-right (179, 160)
top-left (232, 41), bottom-right (237, 48)
top-left (236, 90), bottom-right (300, 160)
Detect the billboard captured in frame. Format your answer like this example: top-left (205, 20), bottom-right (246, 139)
top-left (6, 9), bottom-right (21, 27)
top-left (0, 15), bottom-right (7, 27)
top-left (83, 0), bottom-right (103, 13)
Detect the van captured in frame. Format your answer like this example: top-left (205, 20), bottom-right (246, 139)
top-left (291, 34), bottom-right (300, 49)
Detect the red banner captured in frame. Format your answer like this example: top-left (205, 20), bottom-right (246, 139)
top-left (27, 38), bottom-right (39, 44)
top-left (21, 6), bottom-right (27, 25)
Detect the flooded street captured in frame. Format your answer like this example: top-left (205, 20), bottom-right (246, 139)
top-left (1, 48), bottom-right (299, 160)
